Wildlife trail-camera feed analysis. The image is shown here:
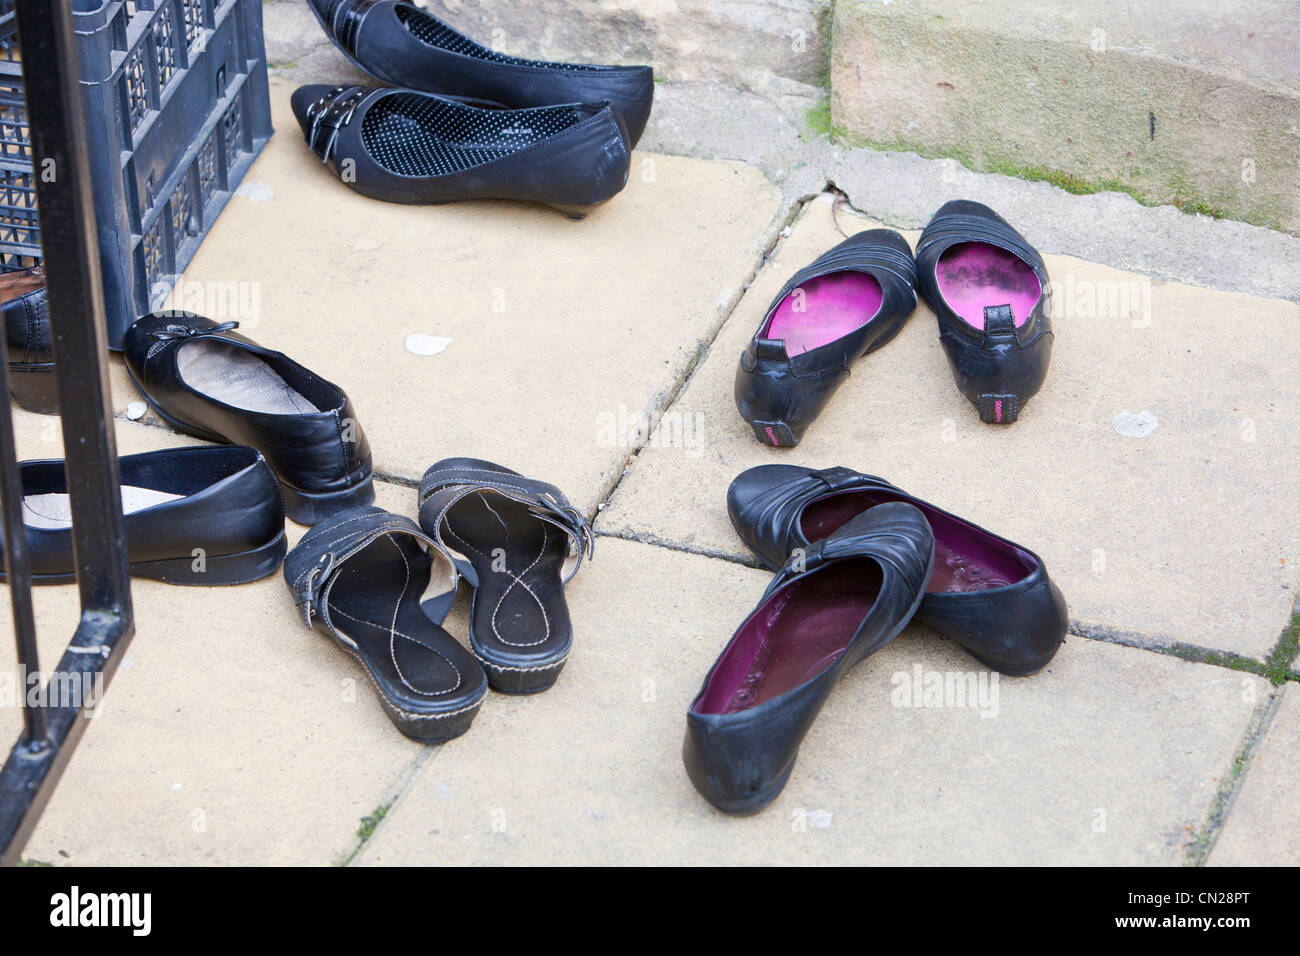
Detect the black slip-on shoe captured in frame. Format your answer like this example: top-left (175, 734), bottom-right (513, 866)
top-left (915, 200), bottom-right (1054, 424)
top-left (0, 445), bottom-right (286, 585)
top-left (304, 0), bottom-right (654, 147)
top-left (684, 502), bottom-right (933, 814)
top-left (727, 464), bottom-right (1068, 675)
top-left (284, 506), bottom-right (487, 742)
top-left (417, 458), bottom-right (594, 695)
top-left (290, 84), bottom-right (631, 214)
top-left (123, 312), bottom-right (374, 526)
top-left (3, 266), bottom-right (57, 414)
top-left (734, 229), bottom-right (918, 447)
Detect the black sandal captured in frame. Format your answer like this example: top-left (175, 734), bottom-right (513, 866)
top-left (418, 459), bottom-right (594, 694)
top-left (284, 506), bottom-right (487, 742)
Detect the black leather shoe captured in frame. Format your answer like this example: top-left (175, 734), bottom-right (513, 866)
top-left (284, 505), bottom-right (487, 742)
top-left (684, 502), bottom-right (933, 814)
top-left (735, 229), bottom-right (917, 447)
top-left (915, 200), bottom-right (1054, 424)
top-left (727, 464), bottom-right (1068, 674)
top-left (0, 445), bottom-right (286, 585)
top-left (123, 312), bottom-right (374, 526)
top-left (3, 267), bottom-right (57, 414)
top-left (290, 85), bottom-right (631, 214)
top-left (418, 458), bottom-right (594, 695)
top-left (304, 0), bottom-right (653, 147)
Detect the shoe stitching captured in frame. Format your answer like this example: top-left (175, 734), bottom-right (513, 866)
top-left (327, 603), bottom-right (465, 698)
top-left (489, 524), bottom-right (551, 649)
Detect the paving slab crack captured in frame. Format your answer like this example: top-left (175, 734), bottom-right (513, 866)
top-left (589, 188), bottom-right (826, 522)
top-left (1184, 685), bottom-right (1284, 866)
top-left (337, 744), bottom-right (439, 867)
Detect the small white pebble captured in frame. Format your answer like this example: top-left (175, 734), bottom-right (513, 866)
top-left (171, 783), bottom-right (183, 791)
top-left (404, 333), bottom-right (453, 356)
top-left (125, 401), bottom-right (146, 421)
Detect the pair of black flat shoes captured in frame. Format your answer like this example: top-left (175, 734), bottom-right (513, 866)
top-left (736, 200), bottom-right (1054, 443)
top-left (284, 460), bottom-right (593, 742)
top-left (683, 464), bottom-right (1069, 814)
top-left (293, 0), bottom-right (654, 213)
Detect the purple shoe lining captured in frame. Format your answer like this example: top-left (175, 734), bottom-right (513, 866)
top-left (693, 559), bottom-right (882, 716)
top-left (800, 491), bottom-right (1036, 594)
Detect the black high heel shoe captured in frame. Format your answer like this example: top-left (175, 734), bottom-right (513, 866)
top-left (290, 85), bottom-right (631, 213)
top-left (304, 0), bottom-right (654, 146)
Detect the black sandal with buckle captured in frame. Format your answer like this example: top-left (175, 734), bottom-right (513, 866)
top-left (284, 505), bottom-right (487, 742)
top-left (418, 458), bottom-right (594, 695)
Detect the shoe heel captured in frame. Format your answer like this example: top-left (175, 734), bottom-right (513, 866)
top-left (748, 420), bottom-right (798, 448)
top-left (282, 474), bottom-right (376, 525)
top-left (977, 393), bottom-right (1020, 424)
top-left (131, 532), bottom-right (287, 586)
top-left (9, 364), bottom-right (59, 414)
top-left (480, 657), bottom-right (567, 695)
top-left (547, 200), bottom-right (607, 220)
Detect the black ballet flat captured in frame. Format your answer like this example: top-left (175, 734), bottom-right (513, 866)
top-left (1, 445), bottom-right (286, 586)
top-left (727, 464), bottom-right (1068, 675)
top-left (418, 458), bottom-right (594, 695)
top-left (290, 85), bottom-right (631, 214)
top-left (734, 229), bottom-right (918, 447)
top-left (304, 0), bottom-right (653, 146)
top-left (683, 502), bottom-right (933, 814)
top-left (915, 200), bottom-right (1054, 424)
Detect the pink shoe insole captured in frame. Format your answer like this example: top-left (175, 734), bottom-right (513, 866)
top-left (763, 271), bottom-right (884, 354)
top-left (935, 242), bottom-right (1040, 329)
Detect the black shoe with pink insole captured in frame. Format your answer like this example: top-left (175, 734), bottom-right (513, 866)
top-left (915, 200), bottom-right (1054, 424)
top-left (727, 463), bottom-right (1068, 676)
top-left (734, 229), bottom-right (917, 447)
top-left (683, 502), bottom-right (933, 814)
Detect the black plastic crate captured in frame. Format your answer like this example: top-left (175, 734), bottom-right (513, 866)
top-left (0, 0), bottom-right (272, 347)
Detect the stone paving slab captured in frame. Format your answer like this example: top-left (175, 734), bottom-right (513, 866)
top-left (1208, 683), bottom-right (1300, 866)
top-left (106, 77), bottom-right (783, 516)
top-left (599, 194), bottom-right (1300, 659)
top-left (356, 537), bottom-right (1263, 866)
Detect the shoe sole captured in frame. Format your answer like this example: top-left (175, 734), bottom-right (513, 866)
top-left (0, 531), bottom-right (287, 587)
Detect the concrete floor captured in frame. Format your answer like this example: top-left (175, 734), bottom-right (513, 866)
top-left (2, 77), bottom-right (1297, 866)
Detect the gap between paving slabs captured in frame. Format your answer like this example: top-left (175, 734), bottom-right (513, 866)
top-left (1187, 678), bottom-right (1290, 866)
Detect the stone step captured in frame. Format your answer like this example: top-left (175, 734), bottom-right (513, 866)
top-left (829, 0), bottom-right (1300, 234)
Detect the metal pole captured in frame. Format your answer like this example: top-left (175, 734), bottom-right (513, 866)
top-left (0, 0), bottom-right (135, 866)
